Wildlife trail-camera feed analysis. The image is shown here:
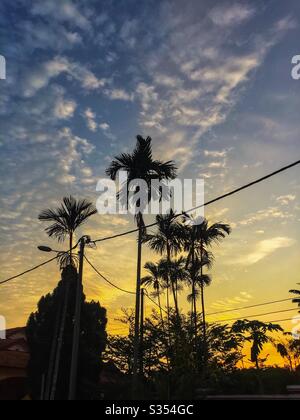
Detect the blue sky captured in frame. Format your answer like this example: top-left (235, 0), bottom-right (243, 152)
top-left (0, 0), bottom-right (300, 341)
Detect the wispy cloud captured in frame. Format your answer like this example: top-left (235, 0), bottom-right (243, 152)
top-left (31, 0), bottom-right (92, 31)
top-left (23, 57), bottom-right (107, 98)
top-left (84, 108), bottom-right (98, 132)
top-left (209, 3), bottom-right (255, 27)
top-left (276, 195), bottom-right (296, 206)
top-left (235, 237), bottom-right (296, 265)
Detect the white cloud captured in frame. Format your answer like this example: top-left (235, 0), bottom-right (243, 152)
top-left (31, 0), bottom-right (91, 31)
top-left (275, 16), bottom-right (298, 32)
top-left (84, 108), bottom-right (98, 132)
top-left (154, 74), bottom-right (182, 88)
top-left (54, 98), bottom-right (77, 120)
top-left (23, 57), bottom-right (107, 97)
top-left (105, 88), bottom-right (134, 101)
top-left (21, 21), bottom-right (83, 52)
top-left (99, 123), bottom-right (110, 131)
top-left (204, 150), bottom-right (228, 158)
top-left (276, 195), bottom-right (296, 206)
top-left (208, 161), bottom-right (226, 169)
top-left (237, 237), bottom-right (296, 265)
top-left (209, 3), bottom-right (255, 27)
top-left (239, 206), bottom-right (293, 226)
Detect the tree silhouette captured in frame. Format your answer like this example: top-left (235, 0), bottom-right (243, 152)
top-left (38, 195), bottom-right (97, 267)
top-left (183, 217), bottom-right (231, 345)
top-left (143, 210), bottom-right (184, 322)
top-left (106, 136), bottom-right (177, 382)
top-left (290, 286), bottom-right (300, 312)
top-left (26, 266), bottom-right (107, 400)
top-left (38, 196), bottom-right (97, 398)
top-left (232, 320), bottom-right (283, 369)
top-left (141, 261), bottom-right (165, 329)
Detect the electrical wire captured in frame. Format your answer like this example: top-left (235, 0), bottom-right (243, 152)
top-left (1, 160), bottom-right (299, 285)
top-left (0, 241), bottom-right (81, 286)
top-left (144, 291), bottom-right (168, 315)
top-left (215, 308), bottom-right (298, 324)
top-left (84, 255), bottom-right (136, 295)
top-left (268, 317), bottom-right (300, 324)
top-left (93, 159), bottom-right (300, 244)
top-left (206, 298), bottom-right (294, 317)
top-left (0, 254), bottom-right (60, 286)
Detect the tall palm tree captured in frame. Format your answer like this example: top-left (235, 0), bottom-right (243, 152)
top-left (38, 196), bottom-right (97, 399)
top-left (183, 217), bottom-right (231, 344)
top-left (143, 211), bottom-right (183, 322)
top-left (39, 196), bottom-right (97, 267)
top-left (106, 136), bottom-right (177, 385)
top-left (141, 262), bottom-right (165, 329)
top-left (186, 257), bottom-right (212, 335)
top-left (232, 320), bottom-right (283, 369)
top-left (159, 256), bottom-right (188, 317)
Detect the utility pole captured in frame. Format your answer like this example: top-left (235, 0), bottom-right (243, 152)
top-left (139, 288), bottom-right (145, 378)
top-left (44, 298), bottom-right (62, 400)
top-left (50, 280), bottom-right (70, 400)
top-left (68, 236), bottom-right (85, 401)
top-left (132, 225), bottom-right (143, 396)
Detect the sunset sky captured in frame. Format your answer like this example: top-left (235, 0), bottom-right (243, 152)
top-left (0, 0), bottom-right (299, 365)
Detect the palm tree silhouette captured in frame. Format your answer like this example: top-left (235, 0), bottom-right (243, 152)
top-left (106, 136), bottom-right (177, 384)
top-left (38, 196), bottom-right (97, 398)
top-left (183, 217), bottom-right (231, 344)
top-left (39, 196), bottom-right (97, 267)
top-left (186, 257), bottom-right (212, 333)
top-left (141, 262), bottom-right (165, 329)
top-left (290, 286), bottom-right (300, 312)
top-left (232, 320), bottom-right (283, 369)
top-left (143, 210), bottom-right (183, 323)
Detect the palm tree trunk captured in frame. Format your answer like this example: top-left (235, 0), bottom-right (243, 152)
top-left (200, 242), bottom-right (207, 348)
top-left (167, 245), bottom-right (180, 324)
top-left (200, 242), bottom-right (208, 369)
top-left (157, 290), bottom-right (165, 333)
top-left (50, 280), bottom-right (70, 400)
top-left (132, 220), bottom-right (143, 394)
top-left (200, 284), bottom-right (207, 340)
top-left (193, 283), bottom-right (197, 340)
top-left (69, 231), bottom-right (73, 265)
top-left (45, 297), bottom-right (63, 400)
top-left (191, 237), bottom-right (197, 341)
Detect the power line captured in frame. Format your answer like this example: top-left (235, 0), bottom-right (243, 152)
top-left (215, 308), bottom-right (297, 324)
top-left (84, 255), bottom-right (136, 295)
top-left (144, 291), bottom-right (168, 315)
top-left (0, 241), bottom-right (81, 286)
top-left (93, 159), bottom-right (300, 244)
top-left (1, 160), bottom-right (298, 286)
top-left (268, 317), bottom-right (299, 324)
top-left (143, 293), bottom-right (298, 324)
top-left (207, 298), bottom-right (294, 317)
top-left (0, 254), bottom-right (60, 286)
top-left (187, 159), bottom-right (300, 214)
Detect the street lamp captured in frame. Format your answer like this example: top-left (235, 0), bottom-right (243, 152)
top-left (38, 246), bottom-right (61, 253)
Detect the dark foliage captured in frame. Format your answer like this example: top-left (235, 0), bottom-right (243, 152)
top-left (26, 266), bottom-right (107, 400)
